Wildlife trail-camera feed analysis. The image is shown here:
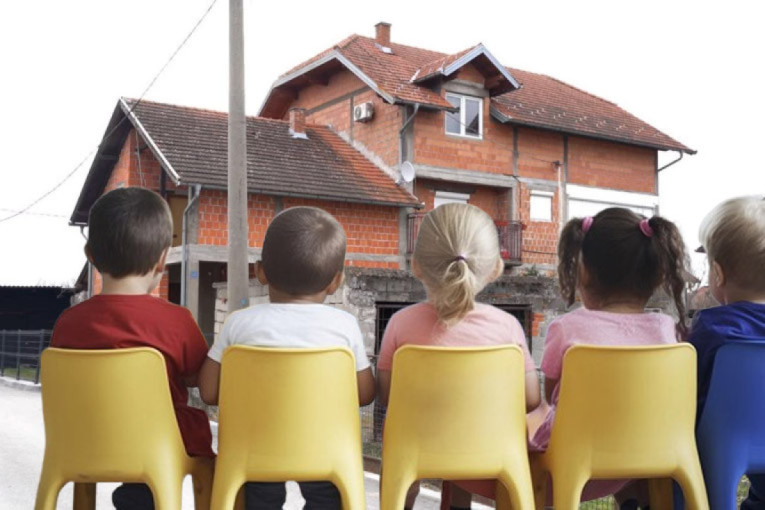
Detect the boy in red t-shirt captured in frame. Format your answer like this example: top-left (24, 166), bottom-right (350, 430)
top-left (51, 187), bottom-right (214, 509)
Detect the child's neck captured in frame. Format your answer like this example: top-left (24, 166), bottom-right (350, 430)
top-left (586, 296), bottom-right (647, 314)
top-left (100, 272), bottom-right (158, 295)
top-left (721, 286), bottom-right (765, 305)
top-left (268, 287), bottom-right (328, 305)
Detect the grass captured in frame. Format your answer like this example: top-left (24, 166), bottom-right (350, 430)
top-left (0, 364), bottom-right (40, 383)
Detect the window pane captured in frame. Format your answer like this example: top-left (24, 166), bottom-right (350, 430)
top-left (445, 95), bottom-right (461, 134)
top-left (434, 191), bottom-right (470, 208)
top-left (530, 193), bottom-right (553, 221)
top-left (464, 98), bottom-right (481, 137)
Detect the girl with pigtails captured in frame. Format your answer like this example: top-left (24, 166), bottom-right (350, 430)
top-left (377, 203), bottom-right (540, 510)
top-left (531, 207), bottom-right (692, 508)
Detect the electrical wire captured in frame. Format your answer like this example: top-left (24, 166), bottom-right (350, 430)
top-left (0, 0), bottom-right (219, 224)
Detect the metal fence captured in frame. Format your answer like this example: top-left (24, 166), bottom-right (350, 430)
top-left (0, 329), bottom-right (52, 384)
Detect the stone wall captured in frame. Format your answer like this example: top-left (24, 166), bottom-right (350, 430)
top-left (214, 267), bottom-right (566, 364)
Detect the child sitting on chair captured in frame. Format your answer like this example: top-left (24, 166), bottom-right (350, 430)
top-left (199, 206), bottom-right (375, 510)
top-left (51, 187), bottom-right (214, 510)
top-left (533, 207), bottom-right (691, 509)
top-left (377, 203), bottom-right (540, 510)
top-left (690, 196), bottom-right (765, 510)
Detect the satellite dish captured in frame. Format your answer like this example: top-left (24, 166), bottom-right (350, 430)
top-left (399, 161), bottom-right (416, 183)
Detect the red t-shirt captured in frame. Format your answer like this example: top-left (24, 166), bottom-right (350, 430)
top-left (51, 294), bottom-right (214, 458)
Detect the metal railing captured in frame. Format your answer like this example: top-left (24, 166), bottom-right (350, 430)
top-left (0, 330), bottom-right (52, 384)
top-left (407, 214), bottom-right (523, 265)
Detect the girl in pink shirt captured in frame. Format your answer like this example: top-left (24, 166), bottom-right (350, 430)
top-left (377, 203), bottom-right (540, 510)
top-left (532, 207), bottom-right (691, 509)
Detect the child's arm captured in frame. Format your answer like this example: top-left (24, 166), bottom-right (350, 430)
top-left (376, 369), bottom-right (392, 407)
top-left (198, 358), bottom-right (221, 405)
top-left (357, 367), bottom-right (376, 406)
top-left (525, 370), bottom-right (542, 412)
top-left (544, 376), bottom-right (558, 405)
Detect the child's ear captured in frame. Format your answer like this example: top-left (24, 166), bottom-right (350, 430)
top-left (711, 260), bottom-right (726, 289)
top-left (84, 245), bottom-right (94, 263)
top-left (255, 261), bottom-right (269, 285)
top-left (411, 258), bottom-right (422, 279)
top-left (326, 270), bottom-right (345, 295)
top-left (154, 248), bottom-right (169, 274)
top-left (490, 257), bottom-right (504, 282)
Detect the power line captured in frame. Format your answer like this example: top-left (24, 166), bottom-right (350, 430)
top-left (0, 0), bottom-right (219, 225)
top-left (0, 208), bottom-right (68, 219)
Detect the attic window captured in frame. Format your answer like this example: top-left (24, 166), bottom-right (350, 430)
top-left (445, 93), bottom-right (482, 139)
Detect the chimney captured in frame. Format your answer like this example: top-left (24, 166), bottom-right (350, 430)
top-left (375, 22), bottom-right (391, 48)
top-left (289, 108), bottom-right (307, 139)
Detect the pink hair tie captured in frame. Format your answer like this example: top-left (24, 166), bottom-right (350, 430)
top-left (582, 216), bottom-right (594, 234)
top-left (639, 218), bottom-right (654, 238)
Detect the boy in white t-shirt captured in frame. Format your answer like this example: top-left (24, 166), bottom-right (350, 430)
top-left (199, 206), bottom-right (375, 510)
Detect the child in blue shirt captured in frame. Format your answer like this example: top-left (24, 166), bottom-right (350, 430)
top-left (690, 196), bottom-right (765, 510)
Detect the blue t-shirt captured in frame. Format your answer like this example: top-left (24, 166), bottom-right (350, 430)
top-left (688, 301), bottom-right (765, 418)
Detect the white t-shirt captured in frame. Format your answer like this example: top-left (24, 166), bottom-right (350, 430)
top-left (208, 303), bottom-right (371, 372)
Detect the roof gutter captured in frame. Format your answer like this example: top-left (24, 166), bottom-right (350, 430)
top-left (657, 150), bottom-right (684, 172)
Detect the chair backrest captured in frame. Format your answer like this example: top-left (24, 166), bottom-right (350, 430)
top-left (697, 342), bottom-right (765, 462)
top-left (383, 345), bottom-right (527, 479)
top-left (40, 347), bottom-right (186, 479)
top-left (549, 343), bottom-right (697, 478)
top-left (216, 346), bottom-right (362, 481)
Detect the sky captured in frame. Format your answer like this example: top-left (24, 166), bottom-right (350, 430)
top-left (1, 0), bottom-right (763, 286)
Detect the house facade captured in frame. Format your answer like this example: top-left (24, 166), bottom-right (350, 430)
top-left (71, 23), bottom-right (692, 359)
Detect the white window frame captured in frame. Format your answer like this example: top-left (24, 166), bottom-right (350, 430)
top-left (565, 184), bottom-right (659, 221)
top-left (434, 191), bottom-right (470, 208)
top-left (529, 190), bottom-right (554, 222)
top-left (444, 93), bottom-right (483, 140)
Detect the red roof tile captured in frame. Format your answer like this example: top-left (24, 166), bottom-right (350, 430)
top-left (265, 35), bottom-right (692, 153)
top-left (122, 98), bottom-right (418, 207)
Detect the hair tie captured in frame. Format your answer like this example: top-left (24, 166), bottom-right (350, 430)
top-left (582, 216), bottom-right (594, 234)
top-left (639, 218), bottom-right (654, 238)
top-left (453, 254), bottom-right (467, 263)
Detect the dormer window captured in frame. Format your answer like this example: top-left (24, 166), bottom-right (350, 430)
top-left (445, 93), bottom-right (483, 139)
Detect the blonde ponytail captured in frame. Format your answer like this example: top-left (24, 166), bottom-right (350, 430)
top-left (413, 203), bottom-right (502, 326)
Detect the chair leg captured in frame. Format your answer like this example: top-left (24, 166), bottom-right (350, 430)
top-left (211, 471), bottom-right (246, 510)
top-left (380, 469), bottom-right (416, 510)
top-left (550, 471), bottom-right (588, 510)
top-left (148, 473), bottom-right (184, 510)
top-left (499, 468), bottom-right (535, 510)
top-left (674, 464), bottom-right (710, 510)
top-left (332, 472), bottom-right (367, 510)
top-left (34, 466), bottom-right (64, 510)
top-left (73, 482), bottom-right (96, 510)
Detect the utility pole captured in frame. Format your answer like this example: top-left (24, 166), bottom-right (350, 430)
top-left (227, 0), bottom-right (249, 313)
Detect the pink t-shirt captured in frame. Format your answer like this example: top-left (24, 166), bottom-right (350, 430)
top-left (377, 302), bottom-right (535, 372)
top-left (540, 307), bottom-right (677, 405)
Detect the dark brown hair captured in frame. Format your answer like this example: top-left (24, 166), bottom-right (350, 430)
top-left (87, 187), bottom-right (173, 278)
top-left (261, 206), bottom-right (346, 295)
top-left (558, 207), bottom-right (691, 338)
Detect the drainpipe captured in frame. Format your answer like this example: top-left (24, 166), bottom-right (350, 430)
top-left (181, 184), bottom-right (202, 308)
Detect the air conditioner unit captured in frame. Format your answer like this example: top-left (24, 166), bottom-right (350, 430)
top-left (353, 102), bottom-right (374, 123)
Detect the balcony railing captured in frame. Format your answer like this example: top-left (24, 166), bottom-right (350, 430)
top-left (407, 214), bottom-right (523, 265)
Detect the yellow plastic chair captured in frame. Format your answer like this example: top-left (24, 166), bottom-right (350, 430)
top-left (530, 344), bottom-right (708, 510)
top-left (381, 345), bottom-right (534, 510)
top-left (211, 346), bottom-right (366, 510)
top-left (35, 347), bottom-right (214, 510)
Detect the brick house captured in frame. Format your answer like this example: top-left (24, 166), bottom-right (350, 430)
top-left (71, 22), bottom-right (693, 359)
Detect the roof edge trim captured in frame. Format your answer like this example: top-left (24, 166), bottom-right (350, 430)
top-left (119, 98), bottom-right (182, 183)
top-left (258, 50), bottom-right (396, 116)
top-left (444, 44), bottom-right (521, 90)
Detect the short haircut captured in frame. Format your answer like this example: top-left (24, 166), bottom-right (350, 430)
top-left (700, 196), bottom-right (765, 291)
top-left (261, 206), bottom-right (347, 295)
top-left (87, 187), bottom-right (173, 278)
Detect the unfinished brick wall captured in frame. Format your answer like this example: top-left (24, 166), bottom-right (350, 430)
top-left (568, 136), bottom-right (656, 192)
top-left (517, 183), bottom-right (561, 266)
top-left (414, 179), bottom-right (509, 222)
top-left (195, 190), bottom-right (276, 247)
